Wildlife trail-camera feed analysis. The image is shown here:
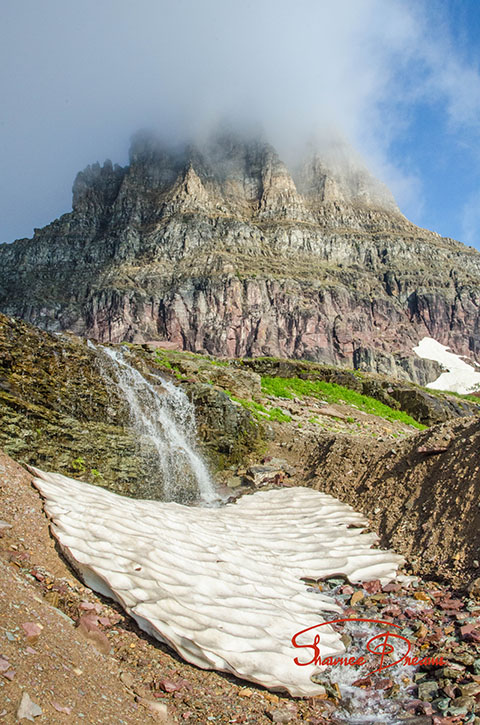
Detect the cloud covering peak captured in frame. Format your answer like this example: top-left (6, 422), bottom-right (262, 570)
top-left (2, 1), bottom-right (480, 243)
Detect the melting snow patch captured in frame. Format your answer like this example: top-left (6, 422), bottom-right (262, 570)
top-left (413, 337), bottom-right (480, 394)
top-left (30, 468), bottom-right (403, 697)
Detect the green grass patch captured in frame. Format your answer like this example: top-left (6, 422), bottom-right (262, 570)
top-left (225, 392), bottom-right (292, 423)
top-left (267, 407), bottom-right (292, 423)
top-left (261, 376), bottom-right (426, 429)
top-left (230, 395), bottom-right (269, 417)
top-left (420, 385), bottom-right (480, 402)
top-left (155, 350), bottom-right (174, 370)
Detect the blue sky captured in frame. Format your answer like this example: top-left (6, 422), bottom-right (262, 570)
top-left (384, 0), bottom-right (480, 246)
top-left (2, 0), bottom-right (480, 249)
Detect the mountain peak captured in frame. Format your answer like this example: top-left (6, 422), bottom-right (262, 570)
top-left (1, 128), bottom-right (478, 385)
top-left (126, 128), bottom-right (400, 217)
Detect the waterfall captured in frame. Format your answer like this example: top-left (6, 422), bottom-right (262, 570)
top-left (94, 344), bottom-right (217, 505)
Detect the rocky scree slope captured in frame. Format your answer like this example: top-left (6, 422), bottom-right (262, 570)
top-left (1, 130), bottom-right (480, 384)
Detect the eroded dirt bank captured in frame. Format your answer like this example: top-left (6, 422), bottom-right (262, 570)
top-left (306, 416), bottom-right (480, 590)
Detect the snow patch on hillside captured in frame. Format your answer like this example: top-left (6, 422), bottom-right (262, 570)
top-left (413, 337), bottom-right (480, 394)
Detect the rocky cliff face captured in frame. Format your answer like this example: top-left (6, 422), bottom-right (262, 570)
top-left (1, 130), bottom-right (480, 384)
top-left (0, 313), bottom-right (266, 495)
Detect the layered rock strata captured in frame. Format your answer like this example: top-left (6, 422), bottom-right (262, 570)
top-left (1, 130), bottom-right (479, 383)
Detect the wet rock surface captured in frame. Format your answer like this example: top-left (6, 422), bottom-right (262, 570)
top-left (0, 314), bottom-right (266, 493)
top-left (301, 574), bottom-right (480, 723)
top-left (185, 382), bottom-right (266, 466)
top-left (2, 311), bottom-right (479, 581)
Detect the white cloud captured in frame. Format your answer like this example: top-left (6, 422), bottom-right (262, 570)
top-left (1, 0), bottom-right (480, 240)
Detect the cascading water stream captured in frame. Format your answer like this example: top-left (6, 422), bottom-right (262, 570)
top-left (93, 343), bottom-right (217, 505)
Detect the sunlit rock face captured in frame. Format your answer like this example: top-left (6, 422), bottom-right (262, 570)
top-left (1, 129), bottom-right (480, 384)
top-left (30, 467), bottom-right (403, 697)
